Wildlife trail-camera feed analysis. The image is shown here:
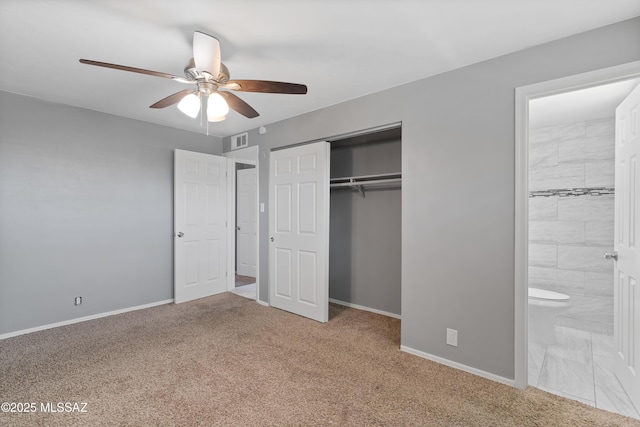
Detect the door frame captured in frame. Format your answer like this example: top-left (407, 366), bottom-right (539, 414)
top-left (225, 145), bottom-right (260, 300)
top-left (514, 61), bottom-right (640, 389)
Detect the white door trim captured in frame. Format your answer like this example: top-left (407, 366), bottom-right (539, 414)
top-left (225, 146), bottom-right (259, 301)
top-left (514, 61), bottom-right (640, 390)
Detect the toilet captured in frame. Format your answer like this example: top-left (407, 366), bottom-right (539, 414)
top-left (528, 287), bottom-right (570, 345)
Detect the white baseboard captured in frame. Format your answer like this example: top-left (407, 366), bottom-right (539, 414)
top-left (400, 345), bottom-right (515, 388)
top-left (0, 299), bottom-right (174, 340)
top-left (256, 299), bottom-right (269, 307)
top-left (329, 298), bottom-right (401, 319)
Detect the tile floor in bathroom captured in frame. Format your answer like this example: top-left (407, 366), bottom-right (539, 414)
top-left (529, 325), bottom-right (639, 420)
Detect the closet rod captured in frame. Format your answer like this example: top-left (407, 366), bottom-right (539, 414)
top-left (329, 178), bottom-right (402, 188)
top-left (330, 172), bottom-right (401, 184)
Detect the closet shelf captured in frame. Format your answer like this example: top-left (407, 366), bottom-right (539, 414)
top-left (330, 172), bottom-right (401, 197)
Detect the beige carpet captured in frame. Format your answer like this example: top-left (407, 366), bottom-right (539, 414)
top-left (1, 293), bottom-right (638, 426)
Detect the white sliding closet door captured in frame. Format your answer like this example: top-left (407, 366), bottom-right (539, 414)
top-left (269, 141), bottom-right (330, 322)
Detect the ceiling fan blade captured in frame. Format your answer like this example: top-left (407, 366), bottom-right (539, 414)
top-left (193, 31), bottom-right (221, 79)
top-left (79, 59), bottom-right (191, 83)
top-left (224, 80), bottom-right (307, 94)
top-left (219, 92), bottom-right (259, 118)
top-left (150, 89), bottom-right (195, 109)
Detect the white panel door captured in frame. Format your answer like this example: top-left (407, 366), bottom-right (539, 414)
top-left (269, 141), bottom-right (330, 322)
top-left (174, 149), bottom-right (228, 304)
top-left (613, 83), bottom-right (640, 408)
top-left (236, 167), bottom-right (257, 277)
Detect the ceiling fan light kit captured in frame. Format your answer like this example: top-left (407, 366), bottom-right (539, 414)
top-left (207, 93), bottom-right (229, 121)
top-left (79, 31), bottom-right (307, 128)
top-left (177, 93), bottom-right (200, 118)
top-left (207, 114), bottom-right (227, 123)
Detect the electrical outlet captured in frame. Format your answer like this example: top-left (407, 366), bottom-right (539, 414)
top-left (74, 296), bottom-right (82, 306)
top-left (446, 328), bottom-right (458, 347)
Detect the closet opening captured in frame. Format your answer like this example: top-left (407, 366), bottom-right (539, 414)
top-left (328, 125), bottom-right (402, 319)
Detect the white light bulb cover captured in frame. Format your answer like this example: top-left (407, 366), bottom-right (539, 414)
top-left (177, 93), bottom-right (200, 118)
top-left (207, 93), bottom-right (229, 121)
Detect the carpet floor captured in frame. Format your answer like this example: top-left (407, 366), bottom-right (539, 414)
top-left (1, 293), bottom-right (638, 426)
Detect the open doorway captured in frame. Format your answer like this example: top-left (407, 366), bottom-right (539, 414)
top-left (225, 146), bottom-right (259, 301)
top-left (515, 62), bottom-right (640, 419)
top-left (233, 163), bottom-right (257, 299)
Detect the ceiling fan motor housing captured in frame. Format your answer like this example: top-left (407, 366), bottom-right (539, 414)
top-left (184, 66), bottom-right (199, 81)
top-left (185, 62), bottom-right (229, 89)
top-left (198, 81), bottom-right (216, 95)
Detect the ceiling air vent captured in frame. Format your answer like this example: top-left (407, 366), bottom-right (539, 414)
top-left (231, 132), bottom-right (248, 150)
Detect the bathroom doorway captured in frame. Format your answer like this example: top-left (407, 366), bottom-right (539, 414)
top-left (514, 62), bottom-right (640, 419)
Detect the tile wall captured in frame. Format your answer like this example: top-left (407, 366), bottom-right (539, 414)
top-left (529, 117), bottom-right (615, 334)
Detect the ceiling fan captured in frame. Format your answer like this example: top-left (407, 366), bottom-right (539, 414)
top-left (79, 31), bottom-right (307, 122)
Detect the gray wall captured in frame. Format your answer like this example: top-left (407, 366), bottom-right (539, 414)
top-left (223, 17), bottom-right (640, 381)
top-left (329, 137), bottom-right (401, 315)
top-left (0, 92), bottom-right (222, 335)
top-left (529, 118), bottom-right (615, 334)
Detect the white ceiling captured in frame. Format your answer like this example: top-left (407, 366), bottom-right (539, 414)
top-left (530, 78), bottom-right (640, 129)
top-left (1, 1), bottom-right (638, 138)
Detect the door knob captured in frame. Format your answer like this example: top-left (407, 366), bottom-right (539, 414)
top-left (176, 232), bottom-right (184, 238)
top-left (604, 251), bottom-right (618, 261)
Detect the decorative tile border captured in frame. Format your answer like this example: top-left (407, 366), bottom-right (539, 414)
top-left (529, 187), bottom-right (614, 198)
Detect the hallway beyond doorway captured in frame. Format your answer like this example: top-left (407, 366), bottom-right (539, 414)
top-left (232, 274), bottom-right (256, 300)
